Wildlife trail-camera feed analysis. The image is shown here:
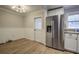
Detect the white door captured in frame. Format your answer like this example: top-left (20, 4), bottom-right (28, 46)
top-left (34, 17), bottom-right (42, 43)
top-left (64, 34), bottom-right (77, 52)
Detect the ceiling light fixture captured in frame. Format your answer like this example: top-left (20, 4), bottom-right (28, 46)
top-left (11, 5), bottom-right (27, 13)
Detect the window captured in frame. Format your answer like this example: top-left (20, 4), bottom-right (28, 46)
top-left (34, 17), bottom-right (42, 30)
top-left (67, 14), bottom-right (79, 29)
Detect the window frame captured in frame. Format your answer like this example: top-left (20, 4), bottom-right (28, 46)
top-left (66, 12), bottom-right (79, 29)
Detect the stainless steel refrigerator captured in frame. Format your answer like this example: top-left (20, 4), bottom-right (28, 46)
top-left (46, 15), bottom-right (64, 50)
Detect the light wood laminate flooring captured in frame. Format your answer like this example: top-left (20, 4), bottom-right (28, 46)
top-left (0, 38), bottom-right (73, 54)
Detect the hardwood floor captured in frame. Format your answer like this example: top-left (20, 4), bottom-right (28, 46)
top-left (0, 38), bottom-right (73, 54)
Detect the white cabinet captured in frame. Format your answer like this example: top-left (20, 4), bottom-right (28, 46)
top-left (77, 35), bottom-right (79, 52)
top-left (64, 33), bottom-right (77, 52)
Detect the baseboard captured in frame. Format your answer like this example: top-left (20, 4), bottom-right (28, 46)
top-left (0, 38), bottom-right (26, 45)
top-left (0, 43), bottom-right (5, 45)
top-left (64, 49), bottom-right (79, 54)
top-left (46, 45), bottom-right (79, 54)
top-left (46, 45), bottom-right (64, 51)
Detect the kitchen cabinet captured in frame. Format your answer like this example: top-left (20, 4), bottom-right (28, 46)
top-left (77, 35), bottom-right (79, 52)
top-left (64, 33), bottom-right (77, 52)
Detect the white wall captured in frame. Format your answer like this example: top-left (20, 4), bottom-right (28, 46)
top-left (0, 8), bottom-right (25, 43)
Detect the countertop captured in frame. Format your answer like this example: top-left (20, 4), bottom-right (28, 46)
top-left (64, 31), bottom-right (79, 34)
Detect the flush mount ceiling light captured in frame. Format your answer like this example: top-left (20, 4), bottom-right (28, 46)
top-left (10, 5), bottom-right (27, 13)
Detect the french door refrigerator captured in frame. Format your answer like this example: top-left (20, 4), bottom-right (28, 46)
top-left (46, 15), bottom-right (64, 50)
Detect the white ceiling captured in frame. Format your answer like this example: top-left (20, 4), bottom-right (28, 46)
top-left (0, 5), bottom-right (62, 13)
top-left (0, 5), bottom-right (78, 13)
top-left (0, 5), bottom-right (44, 13)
